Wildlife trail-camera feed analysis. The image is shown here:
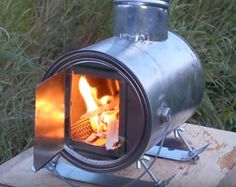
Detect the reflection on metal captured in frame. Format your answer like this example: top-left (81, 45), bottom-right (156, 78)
top-left (113, 0), bottom-right (169, 41)
top-left (138, 156), bottom-right (160, 184)
top-left (45, 156), bottom-right (156, 187)
top-left (33, 0), bottom-right (206, 185)
top-left (42, 131), bottom-right (209, 187)
top-left (85, 28), bottom-right (205, 152)
top-left (145, 128), bottom-right (209, 162)
top-left (137, 156), bottom-right (175, 187)
top-left (174, 128), bottom-right (209, 163)
top-left (34, 71), bottom-right (65, 171)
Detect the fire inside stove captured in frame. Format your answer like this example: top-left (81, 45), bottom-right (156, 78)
top-left (34, 0), bottom-right (205, 176)
top-left (70, 72), bottom-right (120, 150)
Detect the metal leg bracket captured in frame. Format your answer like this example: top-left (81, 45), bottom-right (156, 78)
top-left (145, 127), bottom-right (209, 163)
top-left (44, 155), bottom-right (159, 187)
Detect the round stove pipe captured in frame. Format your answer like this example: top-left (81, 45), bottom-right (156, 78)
top-left (113, 0), bottom-right (169, 41)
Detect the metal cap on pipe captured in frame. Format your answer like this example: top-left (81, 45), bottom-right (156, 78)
top-left (114, 0), bottom-right (169, 7)
top-left (113, 0), bottom-right (169, 41)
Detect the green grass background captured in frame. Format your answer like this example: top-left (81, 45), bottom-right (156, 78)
top-left (0, 0), bottom-right (235, 164)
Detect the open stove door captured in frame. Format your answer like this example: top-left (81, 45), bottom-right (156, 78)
top-left (34, 71), bottom-right (66, 171)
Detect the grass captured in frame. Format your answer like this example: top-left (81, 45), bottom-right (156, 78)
top-left (0, 0), bottom-right (235, 164)
top-left (169, 0), bottom-right (236, 130)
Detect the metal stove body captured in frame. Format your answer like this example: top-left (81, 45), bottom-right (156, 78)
top-left (33, 0), bottom-right (206, 186)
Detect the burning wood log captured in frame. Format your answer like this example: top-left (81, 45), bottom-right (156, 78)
top-left (79, 95), bottom-right (119, 121)
top-left (105, 119), bottom-right (119, 150)
top-left (93, 138), bottom-right (106, 146)
top-left (85, 133), bottom-right (97, 143)
top-left (71, 94), bottom-right (120, 149)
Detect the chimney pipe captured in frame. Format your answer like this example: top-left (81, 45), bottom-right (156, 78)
top-left (113, 0), bottom-right (169, 41)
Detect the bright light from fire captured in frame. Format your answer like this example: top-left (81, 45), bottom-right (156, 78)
top-left (71, 75), bottom-right (120, 150)
top-left (79, 76), bottom-right (98, 112)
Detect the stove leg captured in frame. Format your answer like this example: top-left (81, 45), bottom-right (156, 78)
top-left (145, 127), bottom-right (209, 162)
top-left (43, 155), bottom-right (159, 187)
top-left (136, 156), bottom-right (175, 187)
top-left (140, 127), bottom-right (209, 187)
top-left (136, 156), bottom-right (161, 184)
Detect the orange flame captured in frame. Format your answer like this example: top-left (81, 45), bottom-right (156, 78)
top-left (76, 75), bottom-right (120, 149)
top-left (78, 76), bottom-right (98, 112)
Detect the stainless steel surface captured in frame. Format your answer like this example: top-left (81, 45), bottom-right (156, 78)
top-left (85, 32), bottom-right (204, 152)
top-left (145, 143), bottom-right (209, 161)
top-left (34, 32), bottom-right (204, 172)
top-left (136, 156), bottom-right (151, 169)
top-left (113, 0), bottom-right (169, 41)
top-left (46, 158), bottom-right (156, 187)
top-left (160, 106), bottom-right (171, 123)
top-left (139, 158), bottom-right (160, 184)
top-left (34, 71), bottom-right (66, 171)
top-left (114, 0), bottom-right (169, 6)
top-left (3, 124), bottom-right (236, 187)
top-left (34, 0), bottom-right (204, 174)
top-left (174, 127), bottom-right (209, 163)
top-left (175, 128), bottom-right (193, 152)
top-left (146, 146), bottom-right (193, 161)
